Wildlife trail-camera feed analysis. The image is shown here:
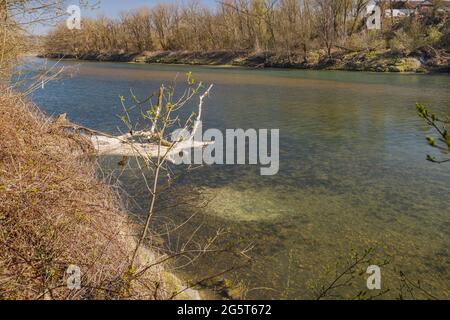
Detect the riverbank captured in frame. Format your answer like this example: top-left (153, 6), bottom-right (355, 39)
top-left (40, 48), bottom-right (449, 73)
top-left (0, 88), bottom-right (199, 300)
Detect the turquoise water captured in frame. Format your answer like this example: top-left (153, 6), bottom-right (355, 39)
top-left (29, 59), bottom-right (450, 299)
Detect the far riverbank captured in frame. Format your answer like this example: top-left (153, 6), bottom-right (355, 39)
top-left (39, 48), bottom-right (449, 73)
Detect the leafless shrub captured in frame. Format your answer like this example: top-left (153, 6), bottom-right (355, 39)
top-left (86, 74), bottom-right (253, 298)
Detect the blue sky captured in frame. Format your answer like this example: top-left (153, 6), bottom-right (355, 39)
top-left (87, 0), bottom-right (215, 17)
top-left (89, 0), bottom-right (167, 17)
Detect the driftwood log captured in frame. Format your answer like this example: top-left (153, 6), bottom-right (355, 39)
top-left (57, 85), bottom-right (213, 163)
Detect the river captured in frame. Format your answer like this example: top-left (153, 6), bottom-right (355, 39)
top-left (28, 59), bottom-right (450, 299)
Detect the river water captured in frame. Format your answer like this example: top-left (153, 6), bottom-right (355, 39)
top-left (29, 59), bottom-right (449, 299)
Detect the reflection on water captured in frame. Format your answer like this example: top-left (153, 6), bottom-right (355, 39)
top-left (30, 59), bottom-right (450, 299)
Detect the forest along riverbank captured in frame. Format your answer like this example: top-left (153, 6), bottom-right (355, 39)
top-left (39, 1), bottom-right (450, 74)
top-left (39, 48), bottom-right (449, 73)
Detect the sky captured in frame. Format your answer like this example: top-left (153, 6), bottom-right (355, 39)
top-left (89, 0), bottom-right (169, 17)
top-left (85, 0), bottom-right (215, 17)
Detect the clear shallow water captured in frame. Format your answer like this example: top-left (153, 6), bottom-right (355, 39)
top-left (29, 59), bottom-right (449, 299)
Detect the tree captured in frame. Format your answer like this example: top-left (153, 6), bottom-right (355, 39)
top-left (315, 0), bottom-right (336, 58)
top-left (121, 8), bottom-right (154, 52)
top-left (1, 1), bottom-right (96, 76)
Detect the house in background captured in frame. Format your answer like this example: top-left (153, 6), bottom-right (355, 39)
top-left (382, 0), bottom-right (450, 18)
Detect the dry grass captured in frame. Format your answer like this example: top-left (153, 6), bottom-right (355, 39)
top-left (0, 89), bottom-right (170, 300)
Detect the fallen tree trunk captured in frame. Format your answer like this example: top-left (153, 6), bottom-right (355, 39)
top-left (58, 84), bottom-right (213, 163)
